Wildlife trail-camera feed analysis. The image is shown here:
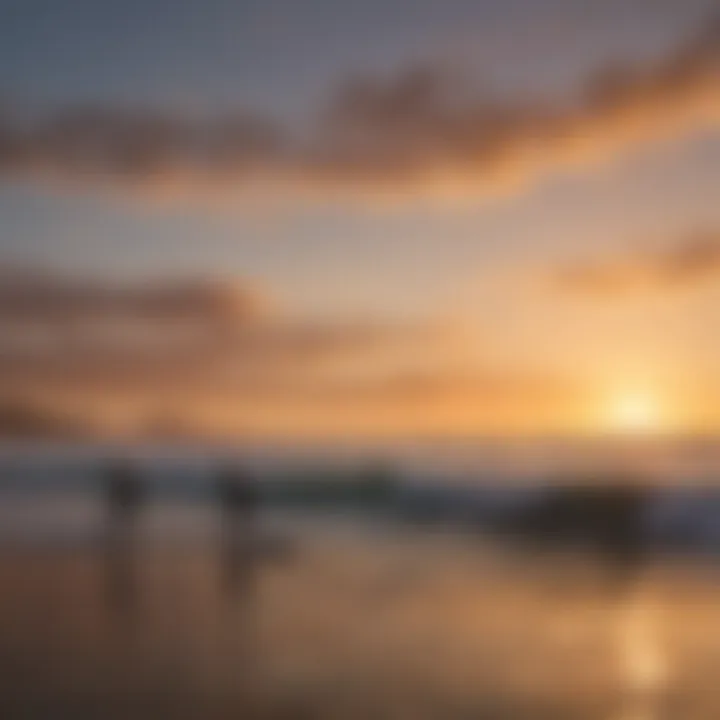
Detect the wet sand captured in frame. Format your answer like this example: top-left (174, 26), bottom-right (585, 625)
top-left (1, 522), bottom-right (720, 719)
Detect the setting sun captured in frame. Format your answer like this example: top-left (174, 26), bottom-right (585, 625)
top-left (607, 393), bottom-right (663, 434)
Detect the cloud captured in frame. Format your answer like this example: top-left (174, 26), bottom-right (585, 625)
top-left (0, 269), bottom-right (434, 384)
top-left (0, 269), bottom-right (580, 438)
top-left (0, 269), bottom-right (441, 417)
top-left (0, 269), bottom-right (266, 326)
top-left (0, 15), bottom-right (718, 203)
top-left (0, 400), bottom-right (90, 440)
top-left (553, 231), bottom-right (720, 295)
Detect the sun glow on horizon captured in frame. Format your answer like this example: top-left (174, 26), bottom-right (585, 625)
top-left (605, 392), bottom-right (664, 435)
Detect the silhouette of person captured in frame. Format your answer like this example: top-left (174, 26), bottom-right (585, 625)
top-left (215, 464), bottom-right (260, 602)
top-left (213, 463), bottom-right (265, 708)
top-left (102, 459), bottom-right (146, 616)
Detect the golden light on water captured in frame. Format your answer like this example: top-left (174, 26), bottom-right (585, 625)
top-left (615, 593), bottom-right (668, 720)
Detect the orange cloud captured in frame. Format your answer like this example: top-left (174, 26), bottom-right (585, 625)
top-left (0, 269), bottom-right (585, 439)
top-left (553, 231), bottom-right (720, 295)
top-left (0, 15), bottom-right (718, 204)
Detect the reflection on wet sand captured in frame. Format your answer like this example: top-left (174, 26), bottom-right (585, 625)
top-left (615, 586), bottom-right (667, 720)
top-left (0, 529), bottom-right (719, 719)
top-left (3, 469), bottom-right (720, 718)
top-left (500, 480), bottom-right (668, 719)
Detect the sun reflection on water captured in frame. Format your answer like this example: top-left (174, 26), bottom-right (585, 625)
top-left (615, 588), bottom-right (667, 720)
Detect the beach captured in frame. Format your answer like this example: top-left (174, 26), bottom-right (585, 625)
top-left (1, 502), bottom-right (720, 719)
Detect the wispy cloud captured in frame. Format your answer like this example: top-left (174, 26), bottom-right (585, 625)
top-left (0, 269), bottom-right (579, 438)
top-left (0, 269), bottom-right (266, 325)
top-left (0, 15), bottom-right (718, 204)
top-left (553, 231), bottom-right (720, 295)
top-left (0, 268), bottom-right (434, 384)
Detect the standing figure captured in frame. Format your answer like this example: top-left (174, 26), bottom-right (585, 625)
top-left (103, 459), bottom-right (146, 616)
top-left (215, 464), bottom-right (260, 601)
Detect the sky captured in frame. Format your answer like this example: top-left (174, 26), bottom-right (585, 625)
top-left (0, 0), bottom-right (719, 440)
